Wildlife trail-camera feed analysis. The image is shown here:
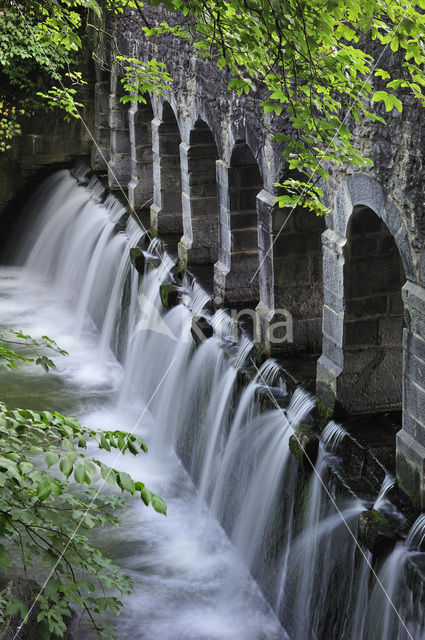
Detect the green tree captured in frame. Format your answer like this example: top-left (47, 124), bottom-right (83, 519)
top-left (0, 333), bottom-right (166, 639)
top-left (137, 0), bottom-right (425, 213)
top-left (3, 1), bottom-right (425, 213)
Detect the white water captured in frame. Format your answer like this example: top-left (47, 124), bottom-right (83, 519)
top-left (4, 169), bottom-right (295, 638)
top-left (5, 168), bottom-right (425, 640)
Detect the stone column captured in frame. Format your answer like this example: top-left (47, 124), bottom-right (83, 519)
top-left (178, 141), bottom-right (219, 266)
top-left (92, 67), bottom-right (110, 172)
top-left (150, 114), bottom-right (183, 235)
top-left (214, 160), bottom-right (231, 302)
top-left (128, 100), bottom-right (153, 212)
top-left (397, 281), bottom-right (425, 507)
top-left (108, 67), bottom-right (131, 192)
top-left (316, 228), bottom-right (346, 410)
top-left (255, 190), bottom-right (275, 347)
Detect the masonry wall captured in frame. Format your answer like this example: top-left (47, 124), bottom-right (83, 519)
top-left (2, 7), bottom-right (425, 506)
top-left (102, 11), bottom-right (425, 506)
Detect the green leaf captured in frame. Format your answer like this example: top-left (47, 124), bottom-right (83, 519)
top-left (372, 90), bottom-right (402, 112)
top-left (118, 471), bottom-right (135, 495)
top-left (59, 456), bottom-right (73, 479)
top-left (100, 434), bottom-right (110, 452)
top-left (151, 494), bottom-right (167, 516)
top-left (140, 486), bottom-right (151, 506)
top-left (37, 480), bottom-right (52, 501)
top-left (44, 451), bottom-right (59, 468)
top-left (74, 463), bottom-right (86, 484)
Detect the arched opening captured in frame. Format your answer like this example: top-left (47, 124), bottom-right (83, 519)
top-left (343, 205), bottom-right (406, 412)
top-left (226, 142), bottom-right (263, 306)
top-left (272, 202), bottom-right (325, 353)
top-left (180, 119), bottom-right (219, 267)
top-left (128, 96), bottom-right (154, 220)
top-left (150, 102), bottom-right (183, 237)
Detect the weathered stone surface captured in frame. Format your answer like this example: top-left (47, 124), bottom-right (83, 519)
top-left (357, 510), bottom-right (397, 556)
top-left (289, 424), bottom-right (320, 472)
top-left (129, 247), bottom-right (145, 274)
top-left (159, 284), bottom-right (180, 309)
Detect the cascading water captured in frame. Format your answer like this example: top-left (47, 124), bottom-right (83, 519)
top-left (277, 421), bottom-right (366, 640)
top-left (3, 167), bottom-right (425, 639)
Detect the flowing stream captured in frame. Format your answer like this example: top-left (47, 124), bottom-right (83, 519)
top-left (2, 168), bottom-right (425, 639)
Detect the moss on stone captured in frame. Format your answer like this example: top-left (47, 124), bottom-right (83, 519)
top-left (367, 509), bottom-right (392, 533)
top-left (159, 284), bottom-right (179, 309)
top-left (317, 398), bottom-right (333, 430)
top-left (289, 434), bottom-right (304, 463)
top-left (255, 342), bottom-right (270, 366)
top-left (358, 509), bottom-right (396, 556)
top-left (409, 491), bottom-right (421, 509)
top-left (289, 424), bottom-right (320, 471)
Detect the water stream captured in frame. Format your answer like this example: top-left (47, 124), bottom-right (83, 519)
top-left (2, 168), bottom-right (425, 638)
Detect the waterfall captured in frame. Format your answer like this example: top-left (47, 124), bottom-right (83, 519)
top-left (5, 167), bottom-right (425, 639)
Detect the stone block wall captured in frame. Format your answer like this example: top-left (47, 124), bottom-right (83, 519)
top-left (3, 6), bottom-right (425, 506)
top-left (86, 9), bottom-right (425, 505)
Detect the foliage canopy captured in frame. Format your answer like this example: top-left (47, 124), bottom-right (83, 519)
top-left (3, 0), bottom-right (425, 213)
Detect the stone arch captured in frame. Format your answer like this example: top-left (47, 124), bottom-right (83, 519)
top-left (342, 205), bottom-right (406, 412)
top-left (178, 119), bottom-right (219, 267)
top-left (317, 173), bottom-right (412, 415)
top-left (332, 173), bottom-right (415, 279)
top-left (128, 95), bottom-right (154, 214)
top-left (150, 100), bottom-right (183, 236)
top-left (215, 141), bottom-right (263, 307)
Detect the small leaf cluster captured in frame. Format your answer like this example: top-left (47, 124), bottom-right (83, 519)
top-left (0, 402), bottom-right (166, 638)
top-left (0, 329), bottom-right (68, 372)
top-left (116, 55), bottom-right (173, 105)
top-left (0, 0), bottom-right (94, 148)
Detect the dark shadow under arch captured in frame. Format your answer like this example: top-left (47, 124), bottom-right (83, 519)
top-left (343, 205), bottom-right (406, 411)
top-left (226, 141), bottom-right (263, 306)
top-left (183, 119), bottom-right (219, 264)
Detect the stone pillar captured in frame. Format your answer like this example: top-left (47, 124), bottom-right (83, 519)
top-left (255, 190), bottom-right (275, 347)
top-left (214, 160), bottom-right (231, 302)
top-left (150, 111), bottom-right (183, 235)
top-left (397, 281), bottom-right (425, 507)
top-left (92, 67), bottom-right (110, 172)
top-left (178, 137), bottom-right (219, 266)
top-left (316, 228), bottom-right (346, 410)
top-left (128, 100), bottom-right (153, 212)
top-left (108, 67), bottom-right (131, 192)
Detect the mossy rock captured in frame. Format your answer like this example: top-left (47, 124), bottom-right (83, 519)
top-left (159, 284), bottom-right (180, 309)
top-left (316, 399), bottom-right (333, 430)
top-left (129, 247), bottom-right (145, 274)
top-left (357, 509), bottom-right (397, 556)
top-left (289, 424), bottom-right (319, 472)
top-left (255, 343), bottom-right (270, 366)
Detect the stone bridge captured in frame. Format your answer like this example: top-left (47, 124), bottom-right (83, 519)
top-left (1, 7), bottom-right (425, 504)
